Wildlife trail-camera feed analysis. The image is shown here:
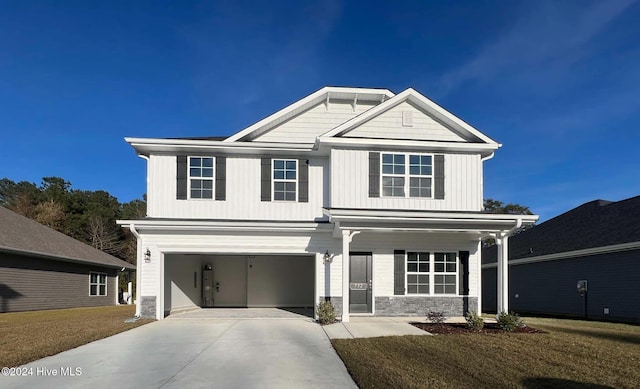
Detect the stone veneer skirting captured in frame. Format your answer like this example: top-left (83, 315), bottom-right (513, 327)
top-left (320, 296), bottom-right (476, 317)
top-left (140, 296), bottom-right (156, 318)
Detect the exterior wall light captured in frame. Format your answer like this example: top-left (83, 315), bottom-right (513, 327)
top-left (323, 250), bottom-right (332, 264)
top-left (144, 248), bottom-right (151, 263)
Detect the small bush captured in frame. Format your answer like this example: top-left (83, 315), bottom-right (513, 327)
top-left (465, 310), bottom-right (484, 331)
top-left (317, 300), bottom-right (337, 325)
top-left (496, 311), bottom-right (525, 332)
top-left (426, 311), bottom-right (447, 324)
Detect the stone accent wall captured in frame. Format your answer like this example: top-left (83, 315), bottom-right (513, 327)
top-left (319, 296), bottom-right (342, 318)
top-left (140, 296), bottom-right (156, 318)
top-left (374, 296), bottom-right (477, 317)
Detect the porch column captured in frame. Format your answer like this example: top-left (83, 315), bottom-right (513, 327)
top-left (342, 229), bottom-right (351, 322)
top-left (496, 233), bottom-right (509, 313)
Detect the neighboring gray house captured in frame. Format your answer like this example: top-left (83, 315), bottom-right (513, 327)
top-left (0, 206), bottom-right (135, 313)
top-left (482, 196), bottom-right (640, 323)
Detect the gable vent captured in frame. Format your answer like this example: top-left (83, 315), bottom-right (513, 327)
top-left (402, 111), bottom-right (414, 127)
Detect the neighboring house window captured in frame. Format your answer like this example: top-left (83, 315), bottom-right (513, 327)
top-left (381, 153), bottom-right (433, 198)
top-left (405, 252), bottom-right (457, 295)
top-left (434, 253), bottom-right (457, 294)
top-left (272, 159), bottom-right (297, 201)
top-left (90, 272), bottom-right (107, 296)
top-left (189, 156), bottom-right (214, 199)
top-left (406, 252), bottom-right (429, 294)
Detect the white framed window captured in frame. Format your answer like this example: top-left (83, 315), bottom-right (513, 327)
top-left (89, 272), bottom-right (107, 296)
top-left (272, 159), bottom-right (297, 201)
top-left (405, 252), bottom-right (458, 295)
top-left (381, 153), bottom-right (433, 198)
top-left (188, 156), bottom-right (214, 199)
top-left (407, 252), bottom-right (430, 294)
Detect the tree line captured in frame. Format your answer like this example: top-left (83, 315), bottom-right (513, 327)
top-left (0, 177), bottom-right (145, 265)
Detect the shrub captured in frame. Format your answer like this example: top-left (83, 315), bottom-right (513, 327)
top-left (465, 310), bottom-right (484, 331)
top-left (426, 311), bottom-right (447, 324)
top-left (317, 300), bottom-right (337, 325)
top-left (496, 311), bottom-right (525, 332)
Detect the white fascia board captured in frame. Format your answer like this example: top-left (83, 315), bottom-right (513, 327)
top-left (482, 241), bottom-right (640, 269)
top-left (320, 88), bottom-right (500, 146)
top-left (124, 137), bottom-right (313, 156)
top-left (117, 219), bottom-right (331, 233)
top-left (316, 137), bottom-right (499, 156)
top-left (323, 208), bottom-right (538, 223)
top-left (224, 86), bottom-right (395, 143)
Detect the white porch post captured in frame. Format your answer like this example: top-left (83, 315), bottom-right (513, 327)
top-left (496, 233), bottom-right (510, 313)
top-left (342, 229), bottom-right (351, 322)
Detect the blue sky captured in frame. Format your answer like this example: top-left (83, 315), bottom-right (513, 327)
top-left (1, 0), bottom-right (639, 222)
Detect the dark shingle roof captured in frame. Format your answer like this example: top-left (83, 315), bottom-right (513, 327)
top-left (0, 206), bottom-right (135, 270)
top-left (483, 196), bottom-right (640, 263)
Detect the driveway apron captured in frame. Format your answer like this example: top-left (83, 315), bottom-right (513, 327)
top-left (2, 317), bottom-right (357, 389)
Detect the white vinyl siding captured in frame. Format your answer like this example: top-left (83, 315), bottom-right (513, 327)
top-left (331, 149), bottom-right (483, 211)
top-left (253, 100), bottom-right (378, 143)
top-left (343, 100), bottom-right (468, 142)
top-left (147, 155), bottom-right (326, 220)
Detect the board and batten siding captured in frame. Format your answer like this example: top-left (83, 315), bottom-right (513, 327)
top-left (344, 101), bottom-right (468, 142)
top-left (147, 155), bottom-right (327, 220)
top-left (330, 149), bottom-right (483, 211)
top-left (0, 252), bottom-right (117, 313)
top-left (253, 100), bottom-right (378, 144)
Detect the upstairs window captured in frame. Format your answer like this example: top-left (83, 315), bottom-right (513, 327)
top-left (90, 272), bottom-right (107, 296)
top-left (381, 153), bottom-right (433, 198)
top-left (189, 157), bottom-right (214, 199)
top-left (273, 159), bottom-right (297, 201)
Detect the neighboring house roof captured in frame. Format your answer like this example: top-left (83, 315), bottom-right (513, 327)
top-left (483, 196), bottom-right (640, 263)
top-left (0, 206), bottom-right (135, 270)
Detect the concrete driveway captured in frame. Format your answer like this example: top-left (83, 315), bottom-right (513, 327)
top-left (3, 316), bottom-right (357, 389)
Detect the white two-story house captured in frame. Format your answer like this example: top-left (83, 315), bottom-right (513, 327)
top-left (118, 87), bottom-right (538, 321)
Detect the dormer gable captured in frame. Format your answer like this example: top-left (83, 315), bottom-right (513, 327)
top-left (223, 86), bottom-right (394, 144)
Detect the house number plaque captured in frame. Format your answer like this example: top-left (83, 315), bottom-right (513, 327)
top-left (350, 283), bottom-right (368, 290)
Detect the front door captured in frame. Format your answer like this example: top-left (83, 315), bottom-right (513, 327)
top-left (349, 253), bottom-right (372, 313)
top-left (212, 256), bottom-right (247, 307)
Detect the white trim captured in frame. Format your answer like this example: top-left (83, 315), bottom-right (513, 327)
top-left (271, 158), bottom-right (298, 202)
top-left (187, 156), bottom-right (215, 200)
top-left (315, 137), bottom-right (499, 157)
top-left (320, 88), bottom-right (499, 145)
top-left (481, 241), bottom-right (640, 269)
top-left (224, 86), bottom-right (395, 142)
top-left (89, 271), bottom-right (108, 296)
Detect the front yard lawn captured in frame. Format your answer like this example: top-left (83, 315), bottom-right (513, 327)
top-left (0, 305), bottom-right (153, 367)
top-left (332, 317), bottom-right (640, 389)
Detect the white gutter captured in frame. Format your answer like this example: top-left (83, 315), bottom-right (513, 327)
top-left (128, 223), bottom-right (142, 317)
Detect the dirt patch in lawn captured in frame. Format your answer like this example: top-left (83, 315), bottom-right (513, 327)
top-left (412, 322), bottom-right (547, 334)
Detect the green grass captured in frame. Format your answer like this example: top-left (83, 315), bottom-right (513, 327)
top-left (332, 317), bottom-right (640, 389)
top-left (0, 305), bottom-right (153, 367)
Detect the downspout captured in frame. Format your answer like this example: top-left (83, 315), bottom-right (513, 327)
top-left (129, 224), bottom-right (142, 317)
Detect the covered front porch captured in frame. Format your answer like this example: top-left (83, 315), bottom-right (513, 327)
top-left (323, 208), bottom-right (538, 322)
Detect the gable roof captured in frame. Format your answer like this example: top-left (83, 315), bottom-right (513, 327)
top-left (0, 206), bottom-right (135, 270)
top-left (483, 196), bottom-right (640, 263)
top-left (223, 86), bottom-right (395, 142)
top-left (321, 88), bottom-right (498, 145)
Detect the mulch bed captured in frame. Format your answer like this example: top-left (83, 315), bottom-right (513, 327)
top-left (411, 322), bottom-right (547, 335)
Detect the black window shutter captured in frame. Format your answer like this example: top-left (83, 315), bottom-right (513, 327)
top-left (260, 158), bottom-right (271, 202)
top-left (298, 159), bottom-right (309, 203)
top-left (176, 155), bottom-right (187, 200)
top-left (369, 152), bottom-right (380, 197)
top-left (215, 156), bottom-right (226, 201)
top-left (459, 251), bottom-right (469, 295)
top-left (434, 154), bottom-right (445, 200)
top-left (394, 250), bottom-right (406, 295)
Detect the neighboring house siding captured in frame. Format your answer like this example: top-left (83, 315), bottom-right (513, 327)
top-left (483, 250), bottom-right (640, 322)
top-left (0, 252), bottom-right (117, 313)
top-left (147, 155), bottom-right (328, 220)
top-left (253, 100), bottom-right (378, 143)
top-left (344, 101), bottom-right (467, 142)
top-left (330, 149), bottom-right (483, 211)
